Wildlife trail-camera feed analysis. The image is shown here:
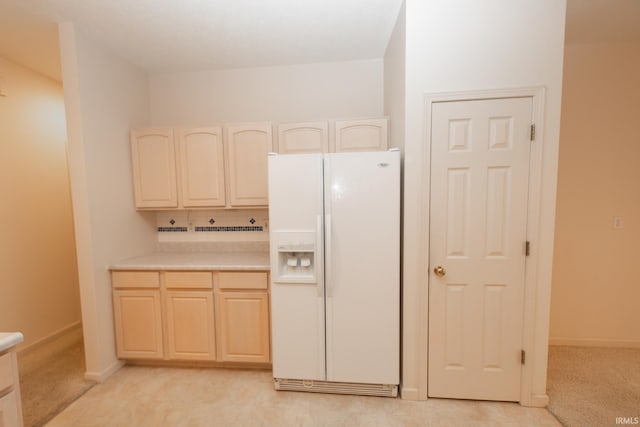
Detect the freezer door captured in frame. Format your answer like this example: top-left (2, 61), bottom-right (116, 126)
top-left (268, 153), bottom-right (326, 381)
top-left (324, 151), bottom-right (400, 385)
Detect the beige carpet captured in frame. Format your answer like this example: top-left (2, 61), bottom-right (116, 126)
top-left (18, 334), bottom-right (96, 427)
top-left (547, 345), bottom-right (640, 426)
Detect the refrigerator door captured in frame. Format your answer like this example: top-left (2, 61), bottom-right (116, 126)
top-left (268, 153), bottom-right (326, 381)
top-left (324, 151), bottom-right (400, 385)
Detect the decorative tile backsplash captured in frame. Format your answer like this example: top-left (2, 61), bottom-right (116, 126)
top-left (194, 226), bottom-right (264, 232)
top-left (157, 226), bottom-right (189, 232)
top-left (156, 210), bottom-right (268, 242)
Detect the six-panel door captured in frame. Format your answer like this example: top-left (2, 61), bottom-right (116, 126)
top-left (428, 97), bottom-right (533, 401)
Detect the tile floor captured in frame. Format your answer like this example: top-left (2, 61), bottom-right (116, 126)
top-left (47, 366), bottom-right (560, 426)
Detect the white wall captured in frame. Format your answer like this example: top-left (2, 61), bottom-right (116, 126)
top-left (400, 0), bottom-right (566, 404)
top-left (550, 42), bottom-right (640, 347)
top-left (384, 1), bottom-right (406, 153)
top-left (58, 23), bottom-right (157, 380)
top-left (0, 57), bottom-right (81, 349)
top-left (148, 59), bottom-right (384, 124)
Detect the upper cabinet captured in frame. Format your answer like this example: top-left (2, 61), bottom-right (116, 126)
top-left (334, 118), bottom-right (388, 152)
top-left (225, 123), bottom-right (273, 207)
top-left (275, 118), bottom-right (389, 155)
top-left (130, 118), bottom-right (387, 209)
top-left (177, 127), bottom-right (226, 208)
top-left (277, 121), bottom-right (329, 154)
top-left (131, 123), bottom-right (272, 210)
top-left (131, 128), bottom-right (178, 208)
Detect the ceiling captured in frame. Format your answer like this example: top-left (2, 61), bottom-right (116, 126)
top-left (0, 0), bottom-right (403, 82)
top-left (0, 0), bottom-right (639, 83)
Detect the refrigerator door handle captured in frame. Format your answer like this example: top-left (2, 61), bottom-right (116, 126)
top-left (316, 214), bottom-right (324, 298)
top-left (325, 213), bottom-right (332, 298)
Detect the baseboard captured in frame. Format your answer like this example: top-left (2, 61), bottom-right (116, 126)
top-left (85, 359), bottom-right (125, 383)
top-left (400, 386), bottom-right (420, 400)
top-left (521, 393), bottom-right (549, 408)
top-left (549, 337), bottom-right (640, 348)
top-left (17, 321), bottom-right (83, 357)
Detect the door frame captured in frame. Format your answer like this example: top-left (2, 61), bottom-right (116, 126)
top-left (416, 87), bottom-right (550, 407)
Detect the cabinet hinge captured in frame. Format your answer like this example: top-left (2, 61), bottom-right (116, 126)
top-left (521, 350), bottom-right (526, 365)
top-left (525, 241), bottom-right (531, 257)
top-left (530, 124), bottom-right (536, 141)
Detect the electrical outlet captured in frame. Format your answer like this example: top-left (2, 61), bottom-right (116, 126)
top-left (612, 216), bottom-right (624, 230)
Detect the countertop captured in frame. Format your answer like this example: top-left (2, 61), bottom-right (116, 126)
top-left (110, 251), bottom-right (270, 271)
top-left (0, 332), bottom-right (24, 352)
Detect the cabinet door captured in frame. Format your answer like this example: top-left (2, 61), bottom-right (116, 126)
top-left (165, 291), bottom-right (216, 361)
top-left (277, 121), bottom-right (328, 154)
top-left (0, 391), bottom-right (19, 427)
top-left (215, 291), bottom-right (270, 363)
top-left (177, 127), bottom-right (226, 207)
top-left (113, 290), bottom-right (164, 359)
top-left (225, 123), bottom-right (273, 206)
top-left (130, 128), bottom-right (178, 208)
top-left (334, 118), bottom-right (388, 152)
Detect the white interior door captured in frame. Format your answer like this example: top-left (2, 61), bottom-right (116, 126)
top-left (428, 97), bottom-right (533, 401)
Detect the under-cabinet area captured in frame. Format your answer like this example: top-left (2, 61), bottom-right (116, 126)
top-left (110, 254), bottom-right (270, 366)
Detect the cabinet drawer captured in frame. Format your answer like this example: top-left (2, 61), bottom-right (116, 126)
top-left (112, 271), bottom-right (160, 289)
top-left (165, 272), bottom-right (212, 289)
top-left (0, 352), bottom-right (13, 392)
top-left (217, 272), bottom-right (268, 290)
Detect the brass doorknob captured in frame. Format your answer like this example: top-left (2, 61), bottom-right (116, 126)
top-left (434, 266), bottom-right (446, 277)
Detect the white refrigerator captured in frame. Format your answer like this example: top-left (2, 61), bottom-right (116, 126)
top-left (268, 150), bottom-right (400, 397)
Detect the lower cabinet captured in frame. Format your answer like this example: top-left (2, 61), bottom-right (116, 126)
top-left (111, 270), bottom-right (270, 365)
top-left (0, 346), bottom-right (23, 427)
top-left (165, 291), bottom-right (216, 361)
top-left (113, 289), bottom-right (164, 359)
top-left (0, 391), bottom-right (20, 427)
top-left (215, 271), bottom-right (270, 363)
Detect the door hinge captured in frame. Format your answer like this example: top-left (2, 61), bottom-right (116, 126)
top-left (521, 350), bottom-right (526, 365)
top-left (530, 124), bottom-right (536, 141)
top-left (525, 241), bottom-right (531, 256)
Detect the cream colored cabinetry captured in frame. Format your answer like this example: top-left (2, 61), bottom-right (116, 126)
top-left (225, 123), bottom-right (273, 206)
top-left (0, 391), bottom-right (20, 427)
top-left (131, 124), bottom-right (271, 209)
top-left (277, 121), bottom-right (329, 154)
top-left (215, 272), bottom-right (270, 363)
top-left (334, 118), bottom-right (388, 152)
top-left (276, 118), bottom-right (388, 154)
top-left (0, 348), bottom-right (23, 427)
top-left (112, 272), bottom-right (164, 359)
top-left (131, 128), bottom-right (178, 208)
top-left (177, 127), bottom-right (226, 207)
top-left (111, 270), bottom-right (270, 365)
top-left (164, 272), bottom-right (216, 361)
